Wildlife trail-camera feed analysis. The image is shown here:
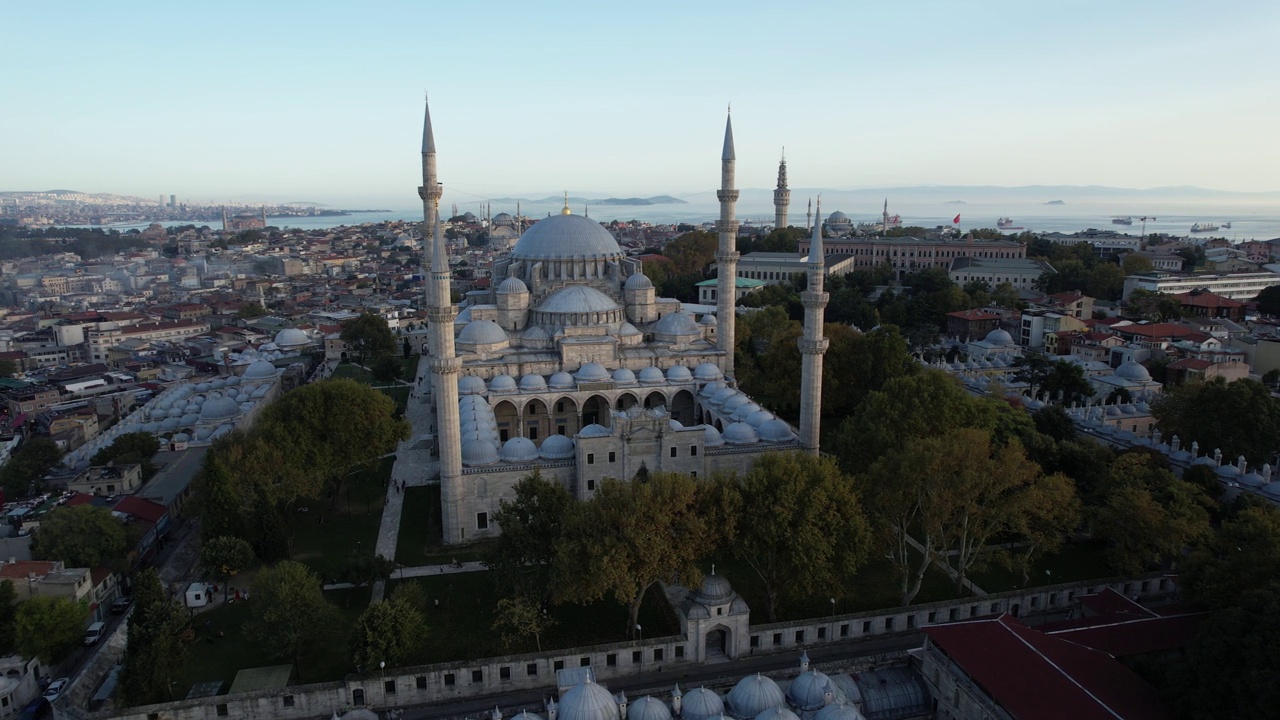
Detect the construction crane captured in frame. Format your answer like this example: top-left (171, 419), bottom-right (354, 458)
top-left (1138, 216), bottom-right (1157, 247)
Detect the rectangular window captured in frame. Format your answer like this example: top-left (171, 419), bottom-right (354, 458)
top-left (840, 623), bottom-right (850, 638)
top-left (772, 632), bottom-right (782, 647)
top-left (444, 673), bottom-right (455, 686)
top-left (675, 646), bottom-right (684, 659)
top-left (587, 453), bottom-right (594, 465)
top-left (750, 635), bottom-right (760, 648)
top-left (500, 667), bottom-right (511, 681)
top-left (558, 427), bottom-right (566, 435)
top-left (500, 429), bottom-right (509, 442)
top-left (282, 696), bottom-right (294, 708)
top-left (607, 653), bottom-right (617, 667)
top-left (580, 657), bottom-right (590, 667)
top-left (907, 615), bottom-right (916, 628)
top-left (557, 402), bottom-right (564, 412)
top-left (653, 648), bottom-right (663, 662)
top-left (608, 451), bottom-right (616, 463)
top-left (970, 605), bottom-right (979, 617)
top-left (587, 479), bottom-right (596, 491)
top-left (385, 680), bottom-right (397, 695)
top-left (795, 630), bottom-right (805, 643)
top-left (471, 670), bottom-right (482, 683)
top-left (691, 471), bottom-right (697, 478)
top-left (690, 446), bottom-right (698, 456)
top-left (529, 427), bottom-right (539, 441)
top-left (885, 617), bottom-right (895, 631)
top-left (1031, 596), bottom-right (1040, 608)
top-left (476, 512), bottom-right (488, 530)
top-left (862, 620), bottom-right (872, 634)
top-left (928, 611), bottom-right (937, 624)
top-left (416, 676), bottom-right (428, 689)
top-left (817, 627), bottom-right (826, 639)
top-left (554, 660), bottom-right (564, 671)
top-left (990, 603), bottom-right (1000, 614)
top-left (526, 664), bottom-right (538, 677)
top-left (632, 650), bottom-right (641, 663)
top-left (670, 447), bottom-right (678, 458)
top-left (216, 705), bottom-right (229, 717)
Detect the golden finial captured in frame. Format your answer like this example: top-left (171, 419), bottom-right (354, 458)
top-left (561, 191), bottom-right (572, 215)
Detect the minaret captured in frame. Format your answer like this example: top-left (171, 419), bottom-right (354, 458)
top-left (715, 109), bottom-right (740, 379)
top-left (419, 95), bottom-right (441, 273)
top-left (221, 206), bottom-right (228, 233)
top-left (773, 148), bottom-right (790, 229)
top-left (805, 198), bottom-right (813, 232)
top-left (881, 197), bottom-right (888, 237)
top-left (798, 199), bottom-right (829, 455)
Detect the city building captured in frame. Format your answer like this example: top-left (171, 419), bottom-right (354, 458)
top-left (1122, 271), bottom-right (1280, 301)
top-left (801, 235), bottom-right (1027, 281)
top-left (221, 207), bottom-right (268, 233)
top-left (697, 277), bottom-right (766, 305)
top-left (949, 257), bottom-right (1053, 292)
top-left (1173, 290), bottom-right (1246, 321)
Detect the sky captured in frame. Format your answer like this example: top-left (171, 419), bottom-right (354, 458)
top-left (3, 0), bottom-right (1279, 208)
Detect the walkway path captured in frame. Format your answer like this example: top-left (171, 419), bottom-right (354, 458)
top-left (370, 355), bottom-right (439, 603)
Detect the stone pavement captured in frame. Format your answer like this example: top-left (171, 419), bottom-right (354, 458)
top-left (371, 355), bottom-right (439, 602)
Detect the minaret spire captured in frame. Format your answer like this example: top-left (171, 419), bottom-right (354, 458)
top-left (715, 109), bottom-right (741, 379)
top-left (798, 197), bottom-right (829, 455)
top-left (806, 197), bottom-right (813, 232)
top-left (773, 147), bottom-right (790, 230)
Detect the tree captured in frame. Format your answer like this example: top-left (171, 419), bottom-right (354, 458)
top-left (1182, 505), bottom-right (1280, 610)
top-left (492, 594), bottom-right (557, 652)
top-left (247, 561), bottom-right (338, 678)
top-left (15, 596), bottom-right (89, 663)
top-left (371, 355), bottom-right (403, 384)
top-left (120, 568), bottom-right (189, 706)
top-left (0, 437), bottom-right (63, 499)
top-left (1257, 285), bottom-right (1280, 317)
top-left (90, 432), bottom-right (162, 479)
top-left (200, 536), bottom-right (255, 602)
top-left (0, 359), bottom-right (17, 378)
top-left (553, 473), bottom-right (710, 635)
top-left (1093, 456), bottom-right (1213, 575)
top-left (1152, 378), bottom-right (1280, 463)
top-left (485, 471), bottom-right (572, 600)
top-left (716, 452), bottom-right (871, 621)
top-left (350, 590), bottom-right (428, 671)
top-left (33, 505), bottom-right (127, 569)
top-left (0, 581), bottom-right (15, 656)
top-left (1003, 471), bottom-right (1081, 587)
top-left (340, 314), bottom-right (396, 363)
top-left (1122, 253), bottom-right (1154, 274)
top-left (1040, 360), bottom-right (1094, 404)
top-left (236, 302), bottom-right (268, 319)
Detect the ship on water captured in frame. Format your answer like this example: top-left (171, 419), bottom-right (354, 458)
top-left (997, 217), bottom-right (1024, 230)
top-left (1190, 222), bottom-right (1220, 233)
top-left (1112, 216), bottom-right (1134, 225)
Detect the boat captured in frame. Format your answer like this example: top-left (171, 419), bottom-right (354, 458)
top-left (996, 217), bottom-right (1024, 231)
top-left (1222, 221), bottom-right (1232, 229)
top-left (1190, 222), bottom-right (1219, 233)
top-left (1112, 216), bottom-right (1134, 225)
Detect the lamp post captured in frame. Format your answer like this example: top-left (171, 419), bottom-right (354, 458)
top-left (636, 624), bottom-right (643, 674)
top-left (829, 597), bottom-right (836, 639)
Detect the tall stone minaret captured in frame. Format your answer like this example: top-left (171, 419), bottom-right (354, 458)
top-left (416, 97), bottom-right (463, 543)
top-left (798, 199), bottom-right (830, 455)
top-left (805, 197), bottom-right (813, 232)
top-left (715, 109), bottom-right (740, 379)
top-left (773, 148), bottom-right (790, 229)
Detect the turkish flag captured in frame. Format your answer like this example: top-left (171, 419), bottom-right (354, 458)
top-left (953, 214), bottom-right (961, 224)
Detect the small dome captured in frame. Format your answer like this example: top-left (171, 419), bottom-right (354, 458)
top-left (666, 365), bottom-right (693, 382)
top-left (710, 387), bottom-right (737, 407)
top-left (172, 432), bottom-right (191, 443)
top-left (242, 360), bottom-right (279, 380)
top-left (489, 374), bottom-right (518, 393)
top-left (1115, 360), bottom-right (1152, 382)
top-left (725, 675), bottom-right (786, 719)
top-left (722, 394), bottom-right (750, 413)
top-left (167, 406), bottom-right (184, 418)
top-left (539, 434), bottom-right (576, 459)
top-left (693, 572), bottom-right (734, 605)
top-left (613, 368), bottom-right (638, 385)
top-left (549, 372), bottom-right (575, 389)
top-left (731, 402), bottom-right (762, 422)
top-left (693, 363), bottom-right (723, 381)
top-left (624, 272), bottom-right (654, 290)
top-left (523, 325), bottom-right (552, 344)
top-left (459, 319), bottom-right (509, 345)
top-left (983, 328), bottom-right (1014, 345)
top-left (654, 311), bottom-right (701, 337)
top-left (575, 362), bottom-right (611, 382)
top-left (179, 413), bottom-right (199, 426)
top-left (754, 710), bottom-right (800, 720)
top-left (538, 286), bottom-right (622, 315)
top-left (745, 410), bottom-right (774, 428)
top-left (627, 697), bottom-right (672, 720)
top-left (680, 688), bottom-right (724, 720)
top-left (699, 314), bottom-right (717, 326)
top-left (788, 670), bottom-right (834, 712)
top-left (578, 424), bottom-right (611, 438)
top-left (723, 422), bottom-right (760, 445)
top-left (496, 276), bottom-right (529, 294)
top-left (458, 375), bottom-right (487, 395)
top-left (160, 417), bottom-right (181, 431)
top-left (274, 328), bottom-right (310, 348)
top-left (513, 712), bottom-right (545, 720)
top-left (194, 382), bottom-right (211, 392)
top-left (827, 210), bottom-right (849, 222)
top-left (758, 419), bottom-right (795, 442)
top-left (700, 380), bottom-right (726, 398)
top-left (500, 437), bottom-right (540, 463)
top-left (638, 367), bottom-right (666, 385)
top-left (558, 680), bottom-right (621, 720)
top-left (618, 323), bottom-right (643, 337)
top-left (703, 425), bottom-right (725, 447)
top-left (461, 439), bottom-right (500, 466)
top-left (520, 374), bottom-right (548, 391)
top-left (199, 393), bottom-right (241, 422)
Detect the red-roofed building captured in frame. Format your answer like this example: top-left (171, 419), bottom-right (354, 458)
top-left (922, 612), bottom-right (1173, 720)
top-left (1173, 290), bottom-right (1246, 321)
top-left (946, 309), bottom-right (1002, 340)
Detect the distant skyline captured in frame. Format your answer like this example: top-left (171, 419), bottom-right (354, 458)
top-left (3, 1), bottom-right (1278, 206)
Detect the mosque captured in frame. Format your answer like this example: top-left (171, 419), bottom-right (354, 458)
top-left (418, 100), bottom-right (830, 544)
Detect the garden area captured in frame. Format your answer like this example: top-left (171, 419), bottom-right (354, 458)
top-left (290, 456), bottom-right (395, 581)
top-left (395, 485), bottom-right (491, 568)
top-left (329, 357), bottom-right (416, 415)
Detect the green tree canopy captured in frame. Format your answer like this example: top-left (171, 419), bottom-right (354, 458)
top-left (485, 471), bottom-right (572, 600)
top-left (340, 313), bottom-right (396, 363)
top-left (90, 431), bottom-right (162, 478)
top-left (236, 302), bottom-right (268, 319)
top-left (1256, 285), bottom-right (1280, 317)
top-left (200, 536), bottom-right (255, 601)
top-left (0, 437), bottom-right (63, 499)
top-left (554, 473), bottom-right (711, 636)
top-left (350, 590), bottom-right (428, 671)
top-left (248, 561), bottom-right (338, 678)
top-left (1152, 378), bottom-right (1280, 463)
top-left (120, 568), bottom-right (189, 706)
top-left (1182, 505), bottom-right (1280, 610)
top-left (0, 581), bottom-right (16, 657)
top-left (15, 596), bottom-right (89, 663)
top-left (0, 359), bottom-right (17, 378)
top-left (714, 452), bottom-right (872, 621)
top-left (491, 594), bottom-right (557, 653)
top-left (33, 505), bottom-right (127, 569)
top-left (1093, 452), bottom-right (1214, 574)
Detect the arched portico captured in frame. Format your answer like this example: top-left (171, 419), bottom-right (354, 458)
top-left (671, 389), bottom-right (696, 426)
top-left (705, 625), bottom-right (730, 658)
top-left (582, 394), bottom-right (611, 428)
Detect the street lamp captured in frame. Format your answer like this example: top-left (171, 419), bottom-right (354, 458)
top-left (636, 624), bottom-right (643, 674)
top-left (829, 597), bottom-right (836, 638)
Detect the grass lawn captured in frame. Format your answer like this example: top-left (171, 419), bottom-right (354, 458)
top-left (400, 355), bottom-right (420, 383)
top-left (394, 485), bottom-right (493, 567)
top-left (290, 456), bottom-right (394, 581)
top-left (967, 540), bottom-right (1117, 595)
top-left (330, 363), bottom-right (375, 383)
top-left (171, 586), bottom-right (371, 699)
top-left (388, 573), bottom-right (679, 663)
top-left (329, 362), bottom-right (411, 414)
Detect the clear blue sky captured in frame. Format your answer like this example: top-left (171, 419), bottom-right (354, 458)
top-left (3, 0), bottom-right (1277, 206)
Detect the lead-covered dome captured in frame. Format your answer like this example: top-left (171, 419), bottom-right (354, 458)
top-left (667, 365), bottom-right (693, 382)
top-left (789, 670), bottom-right (835, 712)
top-left (983, 328), bottom-right (1014, 345)
top-left (242, 360), bottom-right (279, 380)
top-left (497, 276), bottom-right (529, 294)
top-left (539, 433), bottom-right (576, 459)
top-left (558, 679), bottom-right (621, 720)
top-left (459, 319), bottom-right (509, 345)
top-left (693, 363), bottom-right (723, 381)
top-left (274, 328), bottom-right (310, 348)
top-left (199, 393), bottom-right (241, 422)
top-left (625, 272), bottom-right (654, 290)
top-left (725, 675), bottom-right (786, 719)
top-left (520, 373), bottom-right (548, 391)
top-left (723, 422), bottom-right (760, 445)
top-left (550, 372), bottom-right (575, 389)
top-left (680, 688), bottom-right (724, 720)
top-left (489, 374), bottom-right (517, 393)
top-left (654, 311), bottom-right (701, 337)
top-left (1115, 359), bottom-right (1152, 382)
top-left (512, 213), bottom-right (623, 261)
top-left (500, 436), bottom-right (540, 463)
top-left (813, 705), bottom-right (865, 720)
top-left (627, 697), bottom-right (672, 720)
top-left (575, 362), bottom-right (611, 382)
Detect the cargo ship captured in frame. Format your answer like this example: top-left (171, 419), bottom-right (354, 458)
top-left (1190, 222), bottom-right (1219, 233)
top-left (1112, 216), bottom-right (1134, 225)
top-left (997, 217), bottom-right (1023, 230)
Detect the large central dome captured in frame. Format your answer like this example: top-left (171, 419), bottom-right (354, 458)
top-left (512, 213), bottom-right (623, 261)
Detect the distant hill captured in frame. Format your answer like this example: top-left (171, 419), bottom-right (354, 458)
top-left (1044, 200), bottom-right (1066, 205)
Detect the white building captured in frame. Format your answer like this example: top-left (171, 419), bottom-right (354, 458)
top-left (1122, 270), bottom-right (1280, 301)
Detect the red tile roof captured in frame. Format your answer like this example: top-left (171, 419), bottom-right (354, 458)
top-left (946, 309), bottom-right (1002, 321)
top-left (111, 495), bottom-right (167, 523)
top-left (925, 614), bottom-right (1171, 720)
top-left (1174, 291), bottom-right (1244, 309)
top-left (0, 560), bottom-right (57, 579)
top-left (1167, 358), bottom-right (1212, 371)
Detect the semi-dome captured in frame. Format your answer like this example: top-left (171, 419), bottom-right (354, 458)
top-left (500, 436), bottom-right (540, 463)
top-left (242, 360), bottom-right (279, 380)
top-left (624, 272), bottom-right (654, 290)
top-left (274, 328), bottom-right (310, 348)
top-left (638, 367), bottom-right (666, 385)
top-left (578, 424), bottom-right (611, 438)
top-left (199, 393), bottom-right (241, 422)
top-left (1115, 360), bottom-right (1152, 382)
top-left (575, 362), bottom-right (611, 382)
top-left (512, 213), bottom-right (623, 262)
top-left (654, 311), bottom-right (701, 337)
top-left (725, 675), bottom-right (786, 719)
top-left (983, 328), bottom-right (1014, 345)
top-left (618, 323), bottom-right (643, 337)
top-left (627, 696), bottom-right (672, 720)
top-left (693, 363), bottom-right (723, 381)
top-left (549, 372), bottom-right (575, 389)
top-left (557, 679), bottom-right (621, 720)
top-left (497, 276), bottom-right (529, 294)
top-left (788, 670), bottom-right (834, 712)
top-left (459, 319), bottom-right (509, 345)
top-left (538, 285), bottom-right (622, 315)
top-left (758, 418), bottom-right (795, 442)
top-left (666, 365), bottom-right (693, 382)
top-left (520, 373), bottom-right (548, 391)
top-left (489, 374), bottom-right (518, 393)
top-left (461, 438), bottom-right (500, 466)
top-left (458, 375), bottom-right (487, 395)
top-left (723, 422), bottom-right (760, 445)
top-left (613, 368), bottom-right (638, 384)
top-left (680, 688), bottom-right (724, 720)
top-left (703, 425), bottom-right (725, 447)
top-left (539, 434), bottom-right (576, 459)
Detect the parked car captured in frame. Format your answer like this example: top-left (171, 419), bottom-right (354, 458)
top-left (110, 596), bottom-right (131, 613)
top-left (42, 678), bottom-right (68, 703)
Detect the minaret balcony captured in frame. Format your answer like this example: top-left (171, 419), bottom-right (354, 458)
top-left (798, 337), bottom-right (830, 354)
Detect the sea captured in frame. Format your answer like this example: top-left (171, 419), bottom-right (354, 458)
top-left (79, 199), bottom-right (1280, 242)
